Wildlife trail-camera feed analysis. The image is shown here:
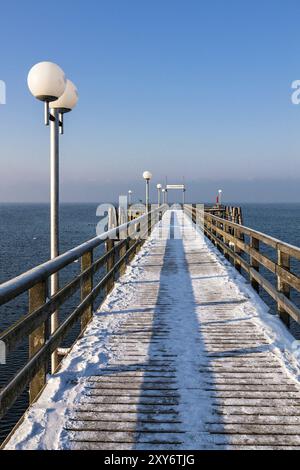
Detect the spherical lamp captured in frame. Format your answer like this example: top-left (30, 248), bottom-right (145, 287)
top-left (50, 79), bottom-right (78, 113)
top-left (143, 171), bottom-right (152, 181)
top-left (27, 61), bottom-right (66, 102)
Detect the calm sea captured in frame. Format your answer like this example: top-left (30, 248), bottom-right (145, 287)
top-left (0, 203), bottom-right (104, 444)
top-left (0, 202), bottom-right (300, 444)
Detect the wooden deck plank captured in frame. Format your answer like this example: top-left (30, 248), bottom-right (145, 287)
top-left (5, 209), bottom-right (300, 450)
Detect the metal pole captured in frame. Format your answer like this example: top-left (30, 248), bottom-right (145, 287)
top-left (128, 192), bottom-right (131, 205)
top-left (49, 107), bottom-right (59, 373)
top-left (44, 102), bottom-right (49, 126)
top-left (183, 189), bottom-right (185, 205)
top-left (158, 188), bottom-right (161, 206)
top-left (146, 180), bottom-right (149, 212)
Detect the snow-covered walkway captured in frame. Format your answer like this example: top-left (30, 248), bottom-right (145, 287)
top-left (5, 210), bottom-right (300, 450)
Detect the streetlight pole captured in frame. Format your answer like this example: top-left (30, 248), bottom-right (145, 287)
top-left (218, 189), bottom-right (223, 206)
top-left (162, 188), bottom-right (166, 204)
top-left (157, 184), bottom-right (162, 205)
top-left (146, 180), bottom-right (149, 208)
top-left (143, 171), bottom-right (152, 212)
top-left (50, 108), bottom-right (59, 301)
top-left (28, 62), bottom-right (78, 372)
top-left (128, 190), bottom-right (132, 205)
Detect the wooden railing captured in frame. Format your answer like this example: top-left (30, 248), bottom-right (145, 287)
top-left (204, 205), bottom-right (243, 224)
top-left (186, 206), bottom-right (300, 328)
top-left (0, 205), bottom-right (166, 423)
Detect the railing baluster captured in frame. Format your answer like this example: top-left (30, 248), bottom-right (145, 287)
top-left (277, 249), bottom-right (290, 326)
top-left (80, 250), bottom-right (93, 331)
top-left (29, 280), bottom-right (47, 403)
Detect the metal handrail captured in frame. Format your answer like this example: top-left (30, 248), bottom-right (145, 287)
top-left (0, 204), bottom-right (166, 427)
top-left (0, 205), bottom-right (166, 304)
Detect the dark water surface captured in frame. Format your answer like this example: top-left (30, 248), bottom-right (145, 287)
top-left (0, 202), bottom-right (300, 444)
top-left (241, 203), bottom-right (300, 247)
top-left (0, 203), bottom-right (103, 444)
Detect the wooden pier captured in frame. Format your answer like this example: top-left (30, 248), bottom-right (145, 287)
top-left (1, 207), bottom-right (300, 449)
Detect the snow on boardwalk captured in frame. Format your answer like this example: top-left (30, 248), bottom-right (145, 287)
top-left (5, 210), bottom-right (300, 450)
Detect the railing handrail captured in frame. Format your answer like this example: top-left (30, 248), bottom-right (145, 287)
top-left (184, 206), bottom-right (300, 259)
top-left (185, 205), bottom-right (300, 326)
top-left (0, 204), bottom-right (166, 428)
top-left (0, 205), bottom-right (166, 305)
top-left (204, 211), bottom-right (300, 258)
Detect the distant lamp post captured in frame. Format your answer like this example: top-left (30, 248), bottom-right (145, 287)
top-left (128, 190), bottom-right (132, 205)
top-left (156, 184), bottom-right (162, 205)
top-left (162, 188), bottom-right (166, 204)
top-left (27, 61), bottom-right (78, 372)
top-left (218, 189), bottom-right (223, 205)
top-left (143, 171), bottom-right (152, 211)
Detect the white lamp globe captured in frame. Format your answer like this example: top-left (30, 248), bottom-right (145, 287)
top-left (27, 61), bottom-right (66, 102)
top-left (143, 171), bottom-right (152, 180)
top-left (128, 190), bottom-right (132, 194)
top-left (162, 189), bottom-right (165, 193)
top-left (157, 183), bottom-right (162, 189)
top-left (50, 80), bottom-right (78, 113)
top-left (218, 189), bottom-right (222, 193)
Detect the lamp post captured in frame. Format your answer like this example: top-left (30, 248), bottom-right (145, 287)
top-left (143, 171), bottom-right (152, 212)
top-left (128, 190), bottom-right (132, 205)
top-left (156, 184), bottom-right (162, 205)
top-left (27, 62), bottom-right (78, 372)
top-left (162, 188), bottom-right (166, 204)
top-left (218, 189), bottom-right (223, 206)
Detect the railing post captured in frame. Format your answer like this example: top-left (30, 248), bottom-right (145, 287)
top-left (216, 220), bottom-right (222, 253)
top-left (148, 211), bottom-right (152, 236)
top-left (80, 250), bottom-right (93, 331)
top-left (124, 237), bottom-right (131, 264)
top-left (192, 205), bottom-right (196, 224)
top-left (106, 239), bottom-right (115, 294)
top-left (128, 236), bottom-right (135, 263)
top-left (234, 226), bottom-right (242, 272)
top-left (118, 239), bottom-right (127, 276)
top-left (237, 206), bottom-right (243, 225)
top-left (205, 214), bottom-right (211, 241)
top-left (233, 207), bottom-right (236, 223)
top-left (277, 249), bottom-right (290, 327)
top-left (223, 222), bottom-right (230, 260)
top-left (250, 236), bottom-right (260, 292)
top-left (29, 280), bottom-right (47, 404)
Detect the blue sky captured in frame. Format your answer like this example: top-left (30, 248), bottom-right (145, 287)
top-left (1, 0), bottom-right (300, 202)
